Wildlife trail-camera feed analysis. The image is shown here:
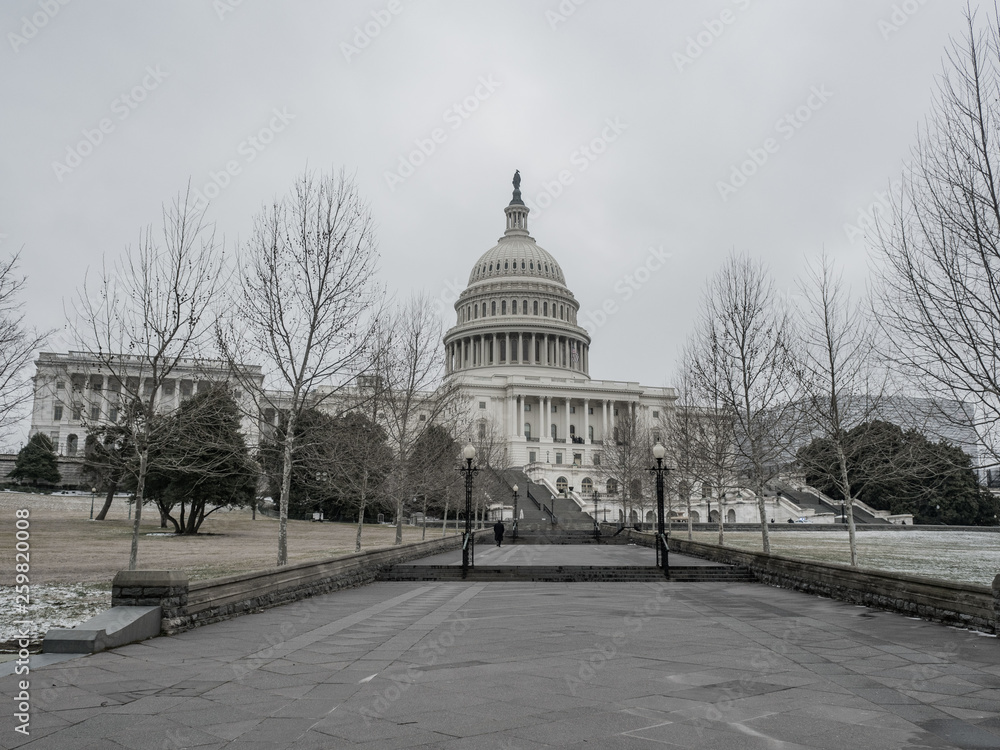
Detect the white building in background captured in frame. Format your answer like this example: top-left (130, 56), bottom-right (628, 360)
top-left (29, 351), bottom-right (262, 457)
top-left (444, 174), bottom-right (676, 521)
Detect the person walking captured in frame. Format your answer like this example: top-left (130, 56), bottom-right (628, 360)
top-left (493, 519), bottom-right (505, 547)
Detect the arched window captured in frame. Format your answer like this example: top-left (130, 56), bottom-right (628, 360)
top-left (533, 301), bottom-right (538, 315)
top-left (690, 510), bottom-right (700, 523)
top-left (588, 426), bottom-right (594, 441)
top-left (474, 306), bottom-right (478, 319)
top-left (581, 477), bottom-right (593, 494)
top-left (521, 260), bottom-right (525, 269)
top-left (66, 433), bottom-right (78, 457)
top-left (556, 476), bottom-right (568, 492)
top-left (501, 301), bottom-right (507, 314)
top-left (491, 301), bottom-right (496, 315)
top-left (524, 423), bottom-right (531, 439)
top-left (606, 479), bottom-right (618, 495)
top-left (504, 260), bottom-right (509, 269)
top-left (512, 300), bottom-right (517, 314)
top-left (710, 509), bottom-right (720, 523)
top-left (570, 424), bottom-right (576, 437)
top-left (646, 511), bottom-right (655, 523)
top-left (560, 305), bottom-right (564, 319)
top-left (727, 509), bottom-right (736, 523)
top-left (550, 423), bottom-right (557, 439)
top-left (543, 302), bottom-right (548, 316)
top-left (523, 299), bottom-right (528, 313)
top-left (489, 263), bottom-right (493, 271)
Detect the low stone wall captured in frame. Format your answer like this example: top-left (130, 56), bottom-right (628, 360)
top-left (636, 531), bottom-right (999, 634)
top-left (667, 522), bottom-right (1000, 533)
top-left (113, 531), bottom-right (484, 635)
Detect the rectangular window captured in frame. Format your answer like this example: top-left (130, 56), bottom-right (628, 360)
top-left (555, 453), bottom-right (562, 465)
top-left (593, 453), bottom-right (601, 466)
top-left (197, 381), bottom-right (210, 394)
top-left (163, 379), bottom-right (175, 396)
top-left (72, 405), bottom-right (82, 421)
top-left (90, 377), bottom-right (102, 391)
top-left (551, 406), bottom-right (557, 413)
top-left (90, 404), bottom-right (100, 421)
top-left (479, 401), bottom-right (487, 409)
top-left (524, 404), bottom-right (531, 412)
top-left (529, 451), bottom-right (536, 463)
top-left (109, 406), bottom-right (118, 422)
top-left (614, 409), bottom-right (619, 416)
top-left (180, 380), bottom-right (193, 397)
top-left (419, 414), bottom-right (426, 421)
top-left (56, 380), bottom-right (65, 390)
top-left (233, 389), bottom-right (242, 400)
top-left (570, 406), bottom-right (576, 414)
top-left (573, 453), bottom-right (582, 466)
top-left (53, 404), bottom-right (63, 421)
top-left (109, 379), bottom-right (121, 393)
top-left (588, 407), bottom-right (594, 414)
top-left (126, 376), bottom-right (140, 392)
top-left (653, 410), bottom-right (659, 418)
top-left (478, 422), bottom-right (486, 439)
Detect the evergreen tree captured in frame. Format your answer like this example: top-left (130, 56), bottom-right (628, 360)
top-left (8, 432), bottom-right (61, 486)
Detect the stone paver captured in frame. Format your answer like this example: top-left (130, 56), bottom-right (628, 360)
top-left (2, 551), bottom-right (999, 748)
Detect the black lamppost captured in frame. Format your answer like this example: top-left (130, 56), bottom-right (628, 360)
top-left (649, 443), bottom-right (671, 575)
top-left (460, 444), bottom-right (478, 578)
top-left (512, 484), bottom-right (519, 541)
top-left (90, 487), bottom-right (97, 520)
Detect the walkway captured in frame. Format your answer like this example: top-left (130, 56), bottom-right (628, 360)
top-left (411, 543), bottom-right (723, 567)
top-left (2, 572), bottom-right (999, 748)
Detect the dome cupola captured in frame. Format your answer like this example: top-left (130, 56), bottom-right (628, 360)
top-left (444, 172), bottom-right (591, 377)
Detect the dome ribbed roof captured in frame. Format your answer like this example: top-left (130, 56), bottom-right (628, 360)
top-left (468, 237), bottom-right (566, 286)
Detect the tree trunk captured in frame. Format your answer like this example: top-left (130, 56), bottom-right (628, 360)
top-left (422, 495), bottom-right (427, 540)
top-left (836, 443), bottom-right (859, 566)
top-left (355, 472), bottom-right (369, 553)
top-left (441, 500), bottom-right (449, 537)
top-left (686, 494), bottom-right (693, 540)
top-left (278, 413), bottom-right (296, 566)
top-left (717, 495), bottom-right (725, 546)
top-left (756, 480), bottom-right (770, 554)
top-left (95, 482), bottom-right (116, 521)
top-left (128, 449), bottom-right (148, 570)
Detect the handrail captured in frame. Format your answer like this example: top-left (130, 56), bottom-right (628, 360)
top-left (462, 534), bottom-right (470, 551)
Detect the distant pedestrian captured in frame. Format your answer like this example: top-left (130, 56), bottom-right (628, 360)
top-left (493, 520), bottom-right (505, 547)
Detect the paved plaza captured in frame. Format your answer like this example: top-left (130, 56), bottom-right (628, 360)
top-left (2, 549), bottom-right (1000, 748)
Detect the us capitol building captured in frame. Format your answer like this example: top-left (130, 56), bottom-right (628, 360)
top-left (444, 173), bottom-right (675, 517)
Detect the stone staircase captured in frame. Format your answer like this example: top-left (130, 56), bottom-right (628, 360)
top-left (502, 468), bottom-right (600, 540)
top-left (380, 564), bottom-right (755, 583)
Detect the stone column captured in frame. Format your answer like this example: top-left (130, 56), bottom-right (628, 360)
top-left (518, 395), bottom-right (525, 438)
top-left (583, 398), bottom-right (590, 444)
top-left (565, 397), bottom-right (571, 443)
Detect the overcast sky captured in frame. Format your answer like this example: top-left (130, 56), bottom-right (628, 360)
top-left (0, 0), bottom-right (978, 448)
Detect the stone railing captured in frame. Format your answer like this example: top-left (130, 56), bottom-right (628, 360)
top-left (113, 531), bottom-right (487, 635)
top-left (630, 531), bottom-right (999, 634)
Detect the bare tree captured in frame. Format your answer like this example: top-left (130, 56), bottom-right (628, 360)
top-left (599, 409), bottom-right (653, 526)
top-left (795, 252), bottom-right (885, 565)
top-left (688, 253), bottom-right (800, 554)
top-left (71, 188), bottom-right (222, 569)
top-left (376, 293), bottom-right (460, 545)
top-left (218, 169), bottom-right (382, 566)
top-left (872, 6), bottom-right (1000, 471)
top-left (0, 253), bottom-right (48, 442)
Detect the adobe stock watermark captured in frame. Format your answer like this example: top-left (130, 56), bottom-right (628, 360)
top-left (51, 65), bottom-right (169, 183)
top-left (340, 0), bottom-right (404, 63)
top-left (716, 84), bottom-right (833, 202)
top-left (522, 116), bottom-right (628, 219)
top-left (878, 0), bottom-right (928, 40)
top-left (191, 107), bottom-right (295, 211)
top-left (212, 0), bottom-right (245, 21)
top-left (673, 0), bottom-right (752, 72)
top-left (383, 75), bottom-right (501, 193)
top-left (546, 0), bottom-right (587, 30)
top-left (565, 586), bottom-right (672, 696)
top-left (843, 180), bottom-right (900, 245)
top-left (358, 610), bottom-right (470, 724)
top-left (579, 245), bottom-right (672, 335)
top-left (7, 0), bottom-right (72, 54)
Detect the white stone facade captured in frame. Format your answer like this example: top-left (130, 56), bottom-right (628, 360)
top-left (29, 351), bottom-right (262, 457)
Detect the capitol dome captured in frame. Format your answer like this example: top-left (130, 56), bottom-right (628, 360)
top-left (444, 173), bottom-right (591, 377)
